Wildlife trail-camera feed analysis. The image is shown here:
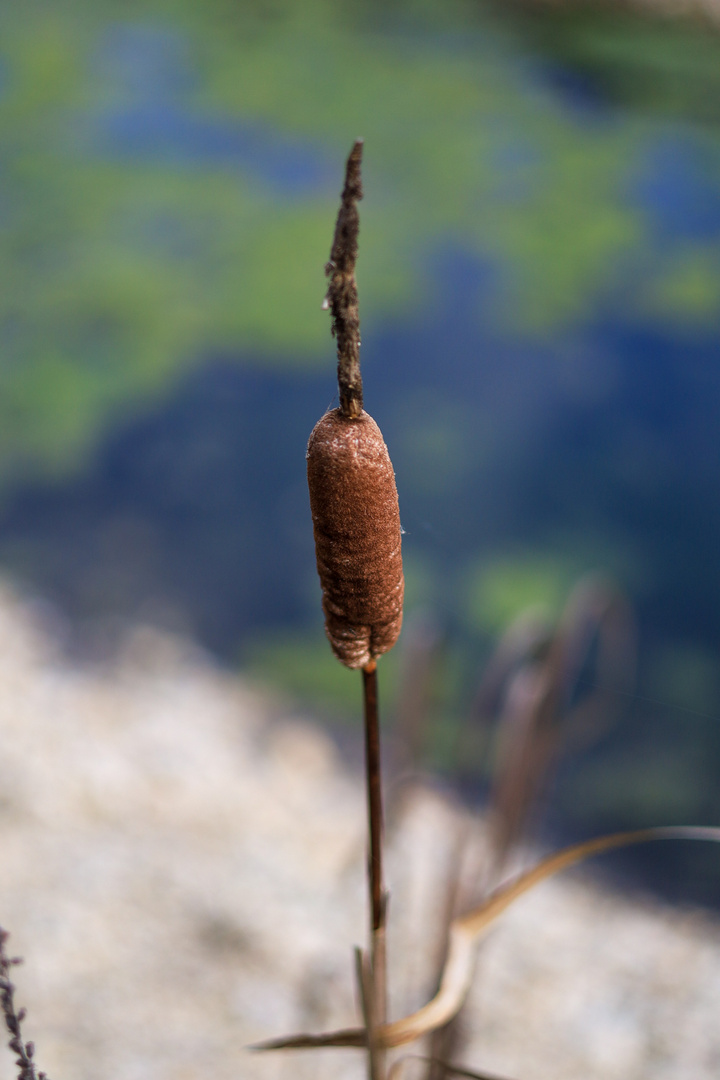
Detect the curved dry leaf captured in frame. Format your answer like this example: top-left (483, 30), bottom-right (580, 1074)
top-left (471, 610), bottom-right (552, 727)
top-left (553, 575), bottom-right (636, 747)
top-left (484, 659), bottom-right (551, 880)
top-left (485, 576), bottom-right (636, 883)
top-left (254, 825), bottom-right (720, 1052)
top-left (250, 1028), bottom-right (365, 1051)
top-left (381, 826), bottom-right (720, 1047)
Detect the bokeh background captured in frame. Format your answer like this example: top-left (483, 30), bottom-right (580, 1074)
top-left (3, 0), bottom-right (720, 901)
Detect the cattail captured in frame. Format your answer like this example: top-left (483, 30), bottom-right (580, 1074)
top-left (308, 144), bottom-right (400, 1072)
top-left (307, 408), bottom-right (404, 669)
top-left (307, 138), bottom-right (404, 672)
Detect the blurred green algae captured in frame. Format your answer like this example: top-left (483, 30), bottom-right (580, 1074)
top-left (1, 0), bottom-right (720, 484)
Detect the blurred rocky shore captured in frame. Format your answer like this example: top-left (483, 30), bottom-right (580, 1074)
top-left (0, 585), bottom-right (716, 1080)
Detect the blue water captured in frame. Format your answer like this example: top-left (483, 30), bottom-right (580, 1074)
top-left (631, 135), bottom-right (720, 243)
top-left (81, 102), bottom-right (336, 195)
top-left (74, 23), bottom-right (337, 195)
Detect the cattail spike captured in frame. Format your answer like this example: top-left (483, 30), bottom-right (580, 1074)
top-left (311, 141), bottom-right (403, 669)
top-left (308, 409), bottom-right (404, 669)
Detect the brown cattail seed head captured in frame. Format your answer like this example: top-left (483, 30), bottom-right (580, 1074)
top-left (307, 408), bottom-right (404, 669)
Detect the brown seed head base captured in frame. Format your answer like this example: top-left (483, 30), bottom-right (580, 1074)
top-left (307, 408), bottom-right (404, 669)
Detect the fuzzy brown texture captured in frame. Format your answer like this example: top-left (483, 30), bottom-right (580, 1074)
top-left (307, 408), bottom-right (404, 669)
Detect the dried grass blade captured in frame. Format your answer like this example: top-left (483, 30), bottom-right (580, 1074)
top-left (255, 826), bottom-right (720, 1053)
top-left (378, 825), bottom-right (720, 1048)
top-left (484, 661), bottom-right (549, 884)
top-left (356, 946), bottom-right (382, 1080)
top-left (471, 611), bottom-right (551, 726)
top-left (553, 575), bottom-right (636, 748)
top-left (484, 578), bottom-right (636, 889)
top-left (250, 1028), bottom-right (366, 1050)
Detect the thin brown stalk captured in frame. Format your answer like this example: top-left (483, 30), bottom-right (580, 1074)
top-left (356, 947), bottom-right (381, 1080)
top-left (363, 662), bottom-right (384, 935)
top-left (325, 138), bottom-right (364, 419)
top-left (363, 660), bottom-right (388, 1078)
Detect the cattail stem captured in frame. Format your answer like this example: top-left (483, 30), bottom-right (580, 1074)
top-left (363, 661), bottom-right (387, 1079)
top-left (355, 947), bottom-right (381, 1080)
top-left (363, 662), bottom-right (384, 932)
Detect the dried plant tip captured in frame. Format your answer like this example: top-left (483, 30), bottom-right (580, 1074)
top-left (325, 139), bottom-right (364, 419)
top-left (0, 927), bottom-right (46, 1080)
top-left (307, 408), bottom-right (404, 669)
